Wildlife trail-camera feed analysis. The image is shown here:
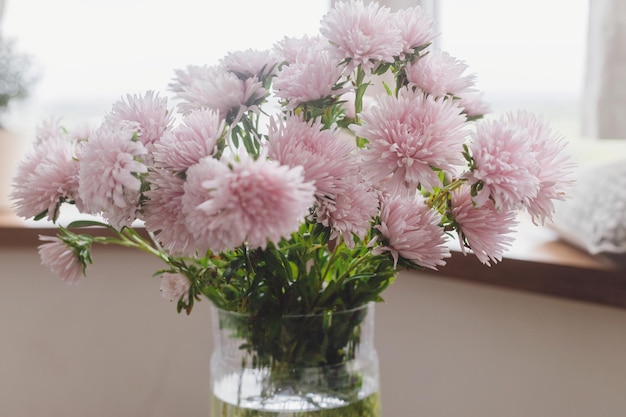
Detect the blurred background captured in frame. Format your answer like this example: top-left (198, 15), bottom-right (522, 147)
top-left (0, 0), bottom-right (330, 131)
top-left (0, 0), bottom-right (588, 135)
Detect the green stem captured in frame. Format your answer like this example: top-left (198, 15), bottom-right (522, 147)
top-left (428, 177), bottom-right (468, 214)
top-left (353, 66), bottom-right (367, 126)
top-left (92, 228), bottom-right (171, 264)
top-left (334, 253), bottom-right (370, 285)
top-left (321, 243), bottom-right (344, 281)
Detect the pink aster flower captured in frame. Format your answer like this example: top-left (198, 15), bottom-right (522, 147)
top-left (38, 235), bottom-right (86, 285)
top-left (34, 117), bottom-right (92, 143)
top-left (316, 178), bottom-right (379, 247)
top-left (181, 157), bottom-right (231, 256)
top-left (273, 52), bottom-right (347, 109)
top-left (183, 155), bottom-right (315, 252)
top-left (152, 108), bottom-right (225, 171)
top-left (169, 65), bottom-right (210, 93)
top-left (170, 64), bottom-right (267, 124)
top-left (405, 50), bottom-right (476, 98)
top-left (143, 169), bottom-right (197, 255)
top-left (355, 87), bottom-right (468, 193)
top-left (464, 116), bottom-right (541, 211)
top-left (221, 48), bottom-right (281, 81)
top-left (393, 6), bottom-right (436, 56)
top-left (457, 91), bottom-right (491, 119)
top-left (505, 111), bottom-right (576, 224)
top-left (320, 0), bottom-right (403, 73)
top-left (450, 186), bottom-right (518, 265)
top-left (78, 121), bottom-right (148, 229)
top-left (160, 273), bottom-right (191, 302)
top-left (274, 35), bottom-right (330, 65)
top-left (12, 135), bottom-right (80, 221)
top-left (267, 115), bottom-right (358, 198)
top-left (268, 115), bottom-right (377, 245)
top-left (68, 123), bottom-right (92, 142)
top-left (34, 117), bottom-right (65, 145)
top-left (104, 91), bottom-right (173, 147)
top-left (372, 195), bottom-right (450, 269)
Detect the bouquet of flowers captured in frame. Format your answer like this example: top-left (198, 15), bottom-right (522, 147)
top-left (12, 0), bottom-right (573, 370)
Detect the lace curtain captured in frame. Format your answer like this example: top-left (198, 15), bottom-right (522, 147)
top-left (583, 0), bottom-right (626, 139)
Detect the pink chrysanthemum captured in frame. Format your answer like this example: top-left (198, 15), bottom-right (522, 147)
top-left (268, 115), bottom-right (377, 245)
top-left (320, 0), bottom-right (403, 72)
top-left (405, 50), bottom-right (476, 98)
top-left (372, 195), bottom-right (450, 269)
top-left (274, 35), bottom-right (330, 65)
top-left (12, 135), bottom-right (80, 221)
top-left (273, 52), bottom-right (347, 109)
top-left (355, 87), bottom-right (468, 193)
top-left (160, 273), bottom-right (191, 302)
top-left (316, 178), bottom-right (379, 247)
top-left (465, 117), bottom-right (541, 211)
top-left (68, 123), bottom-right (92, 142)
top-left (34, 117), bottom-right (65, 145)
top-left (143, 169), bottom-right (197, 255)
top-left (268, 115), bottom-right (358, 198)
top-left (457, 91), bottom-right (491, 119)
top-left (181, 157), bottom-right (230, 256)
top-left (183, 155), bottom-right (315, 252)
top-left (38, 235), bottom-right (85, 285)
top-left (505, 111), bottom-right (576, 223)
top-left (104, 91), bottom-right (173, 147)
top-left (152, 108), bottom-right (225, 171)
top-left (170, 65), bottom-right (266, 124)
top-left (221, 48), bottom-right (281, 80)
top-left (393, 6), bottom-right (436, 56)
top-left (78, 121), bottom-right (148, 229)
top-left (169, 65), bottom-right (209, 93)
top-left (450, 186), bottom-right (518, 265)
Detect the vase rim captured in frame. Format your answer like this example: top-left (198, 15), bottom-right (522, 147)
top-left (210, 301), bottom-right (374, 319)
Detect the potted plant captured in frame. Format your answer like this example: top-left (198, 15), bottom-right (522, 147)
top-left (11, 1), bottom-right (575, 415)
top-left (0, 34), bottom-right (37, 214)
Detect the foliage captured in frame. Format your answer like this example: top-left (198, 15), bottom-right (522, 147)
top-left (0, 35), bottom-right (37, 124)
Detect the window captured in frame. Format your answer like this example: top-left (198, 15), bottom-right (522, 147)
top-left (4, 0), bottom-right (590, 132)
top-left (0, 1), bottom-right (330, 213)
top-left (438, 0), bottom-right (589, 138)
top-left (1, 0), bottom-right (330, 131)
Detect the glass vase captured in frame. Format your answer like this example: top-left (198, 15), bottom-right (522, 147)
top-left (209, 303), bottom-right (381, 417)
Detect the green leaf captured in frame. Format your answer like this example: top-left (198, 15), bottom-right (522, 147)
top-left (33, 210), bottom-right (49, 221)
top-left (67, 220), bottom-right (111, 229)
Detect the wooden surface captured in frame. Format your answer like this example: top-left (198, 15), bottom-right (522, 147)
top-left (441, 217), bottom-right (626, 309)
top-left (2, 210), bottom-right (625, 309)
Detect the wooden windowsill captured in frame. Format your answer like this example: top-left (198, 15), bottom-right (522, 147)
top-left (2, 210), bottom-right (624, 309)
top-left (442, 221), bottom-right (626, 309)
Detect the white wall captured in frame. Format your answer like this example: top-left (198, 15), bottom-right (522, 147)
top-left (377, 269), bottom-right (626, 417)
top-left (2, 244), bottom-right (626, 416)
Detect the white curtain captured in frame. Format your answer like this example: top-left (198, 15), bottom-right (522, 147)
top-left (583, 0), bottom-right (626, 139)
top-left (0, 0), bottom-right (6, 28)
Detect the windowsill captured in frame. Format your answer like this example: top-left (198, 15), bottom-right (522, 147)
top-left (2, 209), bottom-right (624, 310)
top-left (441, 216), bottom-right (626, 310)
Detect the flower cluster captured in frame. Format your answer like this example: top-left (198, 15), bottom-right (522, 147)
top-left (12, 0), bottom-right (574, 316)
